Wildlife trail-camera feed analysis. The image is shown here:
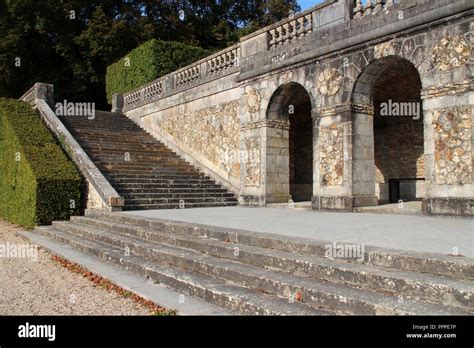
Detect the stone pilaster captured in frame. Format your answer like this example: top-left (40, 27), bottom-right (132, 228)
top-left (421, 83), bottom-right (474, 216)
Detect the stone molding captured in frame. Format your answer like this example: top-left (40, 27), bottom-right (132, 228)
top-left (315, 103), bottom-right (374, 118)
top-left (240, 119), bottom-right (290, 130)
top-left (421, 80), bottom-right (474, 99)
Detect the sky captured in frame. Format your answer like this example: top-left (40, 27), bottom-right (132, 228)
top-left (298, 0), bottom-right (324, 11)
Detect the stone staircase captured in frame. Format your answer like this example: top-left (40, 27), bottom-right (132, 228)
top-left (25, 210), bottom-right (474, 315)
top-left (59, 112), bottom-right (238, 210)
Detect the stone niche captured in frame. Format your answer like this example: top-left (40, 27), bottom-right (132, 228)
top-left (157, 100), bottom-right (241, 179)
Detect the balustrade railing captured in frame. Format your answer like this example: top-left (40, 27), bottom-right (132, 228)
top-left (353, 0), bottom-right (395, 18)
top-left (268, 13), bottom-right (313, 49)
top-left (123, 44), bottom-right (241, 110)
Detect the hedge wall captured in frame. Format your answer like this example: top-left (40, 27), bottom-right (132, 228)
top-left (0, 98), bottom-right (82, 229)
top-left (105, 39), bottom-right (210, 103)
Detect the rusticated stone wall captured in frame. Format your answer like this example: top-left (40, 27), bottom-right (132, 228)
top-left (319, 124), bottom-right (343, 186)
top-left (244, 136), bottom-right (261, 186)
top-left (433, 107), bottom-right (472, 185)
top-left (157, 100), bottom-right (241, 179)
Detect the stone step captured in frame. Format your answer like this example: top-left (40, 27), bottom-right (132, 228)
top-left (124, 197), bottom-right (238, 205)
top-left (33, 226), bottom-right (325, 315)
top-left (81, 144), bottom-right (174, 152)
top-left (123, 201), bottom-right (238, 210)
top-left (121, 192), bottom-right (236, 199)
top-left (114, 183), bottom-right (224, 190)
top-left (86, 211), bottom-right (474, 282)
top-left (107, 178), bottom-right (215, 185)
top-left (70, 215), bottom-right (474, 312)
top-left (97, 165), bottom-right (199, 173)
top-left (46, 221), bottom-right (471, 315)
top-left (116, 188), bottom-right (229, 194)
top-left (60, 111), bottom-right (238, 210)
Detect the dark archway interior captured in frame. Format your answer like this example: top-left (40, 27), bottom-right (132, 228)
top-left (289, 89), bottom-right (313, 201)
top-left (267, 83), bottom-right (313, 202)
top-left (372, 59), bottom-right (424, 203)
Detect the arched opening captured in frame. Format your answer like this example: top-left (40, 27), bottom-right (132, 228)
top-left (266, 82), bottom-right (313, 203)
top-left (352, 56), bottom-right (425, 208)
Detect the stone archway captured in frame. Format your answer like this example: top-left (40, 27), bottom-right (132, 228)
top-left (351, 56), bottom-right (425, 206)
top-left (266, 82), bottom-right (313, 203)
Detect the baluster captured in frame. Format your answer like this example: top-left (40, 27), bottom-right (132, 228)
top-left (304, 14), bottom-right (312, 34)
top-left (354, 0), bottom-right (364, 18)
top-left (373, 0), bottom-right (384, 13)
top-left (296, 16), bottom-right (305, 37)
top-left (384, 0), bottom-right (394, 10)
top-left (364, 0), bottom-right (373, 16)
top-left (282, 23), bottom-right (290, 44)
top-left (269, 29), bottom-right (276, 48)
top-left (275, 26), bottom-right (283, 46)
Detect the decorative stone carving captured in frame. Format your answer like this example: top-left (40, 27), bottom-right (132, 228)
top-left (317, 68), bottom-right (342, 96)
top-left (374, 41), bottom-right (396, 59)
top-left (244, 136), bottom-right (261, 186)
top-left (433, 107), bottom-right (472, 185)
top-left (157, 100), bottom-right (241, 178)
top-left (279, 70), bottom-right (293, 84)
top-left (240, 119), bottom-right (290, 131)
top-left (432, 35), bottom-right (471, 71)
top-left (246, 89), bottom-right (261, 113)
top-left (319, 124), bottom-right (344, 186)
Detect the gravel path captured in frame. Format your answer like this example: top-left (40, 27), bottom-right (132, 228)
top-left (0, 219), bottom-right (150, 315)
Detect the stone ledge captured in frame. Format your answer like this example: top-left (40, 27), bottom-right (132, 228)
top-left (423, 197), bottom-right (474, 217)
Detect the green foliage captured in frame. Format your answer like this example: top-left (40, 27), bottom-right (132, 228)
top-left (105, 39), bottom-right (210, 103)
top-left (0, 98), bottom-right (82, 229)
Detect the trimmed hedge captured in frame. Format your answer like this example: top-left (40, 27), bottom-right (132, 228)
top-left (105, 39), bottom-right (210, 103)
top-left (0, 98), bottom-right (82, 229)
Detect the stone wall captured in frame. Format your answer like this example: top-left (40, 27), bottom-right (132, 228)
top-left (433, 106), bottom-right (472, 185)
top-left (157, 100), bottom-right (241, 179)
top-left (319, 124), bottom-right (343, 187)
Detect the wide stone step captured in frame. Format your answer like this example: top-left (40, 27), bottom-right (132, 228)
top-left (117, 188), bottom-right (229, 194)
top-left (33, 226), bottom-right (325, 315)
top-left (121, 192), bottom-right (236, 199)
top-left (86, 211), bottom-right (474, 282)
top-left (123, 201), bottom-right (238, 210)
top-left (124, 197), bottom-right (238, 205)
top-left (98, 165), bottom-right (199, 173)
top-left (114, 183), bottom-right (224, 190)
top-left (71, 215), bottom-right (474, 312)
top-left (81, 145), bottom-right (174, 152)
top-left (48, 221), bottom-right (471, 315)
top-left (107, 178), bottom-right (215, 184)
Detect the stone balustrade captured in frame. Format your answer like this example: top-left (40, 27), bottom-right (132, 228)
top-left (208, 46), bottom-right (240, 76)
top-left (268, 13), bottom-right (313, 49)
top-left (353, 0), bottom-right (395, 18)
top-left (123, 44), bottom-right (241, 111)
top-left (175, 64), bottom-right (202, 88)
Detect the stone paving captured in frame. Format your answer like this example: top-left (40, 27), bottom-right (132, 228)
top-left (123, 207), bottom-right (474, 257)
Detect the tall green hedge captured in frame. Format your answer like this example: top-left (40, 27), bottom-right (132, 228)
top-left (0, 98), bottom-right (82, 229)
top-left (105, 39), bottom-right (211, 103)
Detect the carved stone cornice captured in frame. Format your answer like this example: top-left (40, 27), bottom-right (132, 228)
top-left (240, 119), bottom-right (290, 131)
top-left (421, 80), bottom-right (473, 99)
